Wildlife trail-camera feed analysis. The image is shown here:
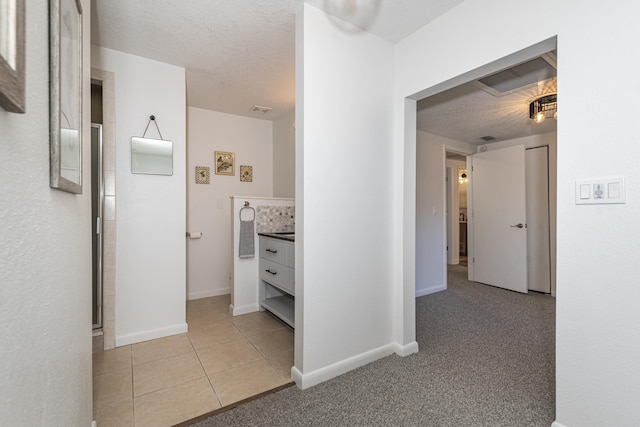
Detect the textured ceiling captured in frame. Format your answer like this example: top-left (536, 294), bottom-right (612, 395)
top-left (91, 0), bottom-right (297, 120)
top-left (91, 0), bottom-right (463, 121)
top-left (91, 0), bottom-right (555, 144)
top-left (417, 58), bottom-right (558, 145)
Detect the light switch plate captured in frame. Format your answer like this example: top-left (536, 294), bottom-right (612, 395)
top-left (575, 177), bottom-right (626, 204)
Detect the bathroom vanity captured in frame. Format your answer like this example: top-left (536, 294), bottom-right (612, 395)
top-left (258, 233), bottom-right (294, 328)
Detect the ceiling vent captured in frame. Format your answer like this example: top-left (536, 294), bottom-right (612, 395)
top-left (479, 136), bottom-right (497, 142)
top-left (472, 53), bottom-right (557, 97)
top-left (250, 105), bottom-right (272, 114)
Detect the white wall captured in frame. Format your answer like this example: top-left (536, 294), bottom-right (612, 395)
top-left (294, 4), bottom-right (399, 388)
top-left (0, 0), bottom-right (92, 424)
top-left (394, 1), bottom-right (640, 425)
top-left (186, 107), bottom-right (273, 300)
top-left (416, 132), bottom-right (474, 296)
top-left (92, 47), bottom-right (187, 346)
top-left (273, 108), bottom-right (296, 198)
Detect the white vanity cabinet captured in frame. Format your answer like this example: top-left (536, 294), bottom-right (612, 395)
top-left (258, 235), bottom-right (294, 328)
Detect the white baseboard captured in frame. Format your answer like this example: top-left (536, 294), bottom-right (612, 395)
top-left (187, 288), bottom-right (230, 301)
top-left (115, 323), bottom-right (188, 346)
top-left (551, 422), bottom-right (568, 427)
top-left (231, 303), bottom-right (259, 316)
top-left (393, 341), bottom-right (419, 357)
top-left (292, 343), bottom-right (397, 390)
top-left (416, 284), bottom-right (446, 297)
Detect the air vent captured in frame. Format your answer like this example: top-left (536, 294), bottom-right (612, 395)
top-left (472, 54), bottom-right (557, 97)
top-left (250, 105), bottom-right (272, 114)
top-left (479, 136), bottom-right (496, 142)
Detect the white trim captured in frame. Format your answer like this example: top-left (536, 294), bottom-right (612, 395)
top-left (416, 284), bottom-right (446, 297)
top-left (551, 422), bottom-right (568, 427)
top-left (187, 288), bottom-right (230, 301)
top-left (115, 323), bottom-right (188, 347)
top-left (392, 340), bottom-right (419, 357)
top-left (231, 303), bottom-right (259, 316)
top-left (292, 343), bottom-right (398, 389)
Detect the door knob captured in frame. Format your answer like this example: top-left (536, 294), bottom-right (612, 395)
top-left (510, 223), bottom-right (524, 229)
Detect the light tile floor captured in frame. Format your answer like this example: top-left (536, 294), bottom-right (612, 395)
top-left (93, 295), bottom-right (293, 427)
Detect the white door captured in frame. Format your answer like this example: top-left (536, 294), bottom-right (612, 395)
top-left (526, 146), bottom-right (551, 293)
top-left (472, 145), bottom-right (527, 293)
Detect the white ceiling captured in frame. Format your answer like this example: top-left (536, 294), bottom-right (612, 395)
top-left (91, 0), bottom-right (556, 142)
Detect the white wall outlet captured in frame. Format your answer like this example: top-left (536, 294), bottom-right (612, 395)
top-left (575, 177), bottom-right (626, 205)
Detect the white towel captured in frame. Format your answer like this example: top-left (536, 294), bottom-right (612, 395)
top-left (238, 207), bottom-right (255, 258)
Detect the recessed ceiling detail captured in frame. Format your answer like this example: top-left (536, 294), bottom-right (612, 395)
top-left (472, 53), bottom-right (557, 97)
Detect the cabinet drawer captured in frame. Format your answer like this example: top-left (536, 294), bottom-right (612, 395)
top-left (260, 259), bottom-right (294, 295)
top-left (259, 237), bottom-right (294, 268)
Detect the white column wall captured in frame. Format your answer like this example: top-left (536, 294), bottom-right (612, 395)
top-left (0, 1), bottom-right (92, 424)
top-left (273, 108), bottom-right (296, 198)
top-left (293, 4), bottom-right (400, 388)
top-left (394, 1), bottom-right (640, 425)
top-left (186, 107), bottom-right (273, 300)
top-left (92, 47), bottom-right (187, 346)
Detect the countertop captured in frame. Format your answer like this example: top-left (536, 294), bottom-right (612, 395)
top-left (258, 232), bottom-right (295, 242)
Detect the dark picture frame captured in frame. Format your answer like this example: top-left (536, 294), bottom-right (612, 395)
top-left (0, 0), bottom-right (25, 113)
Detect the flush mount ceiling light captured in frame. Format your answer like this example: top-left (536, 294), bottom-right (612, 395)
top-left (529, 93), bottom-right (557, 124)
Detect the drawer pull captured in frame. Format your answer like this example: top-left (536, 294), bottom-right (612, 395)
top-left (265, 248), bottom-right (278, 254)
top-left (265, 269), bottom-right (277, 275)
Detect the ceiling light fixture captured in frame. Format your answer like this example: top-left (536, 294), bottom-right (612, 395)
top-left (529, 93), bottom-right (557, 124)
top-left (459, 172), bottom-right (467, 184)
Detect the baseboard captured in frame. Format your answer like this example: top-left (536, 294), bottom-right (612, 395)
top-left (551, 422), bottom-right (568, 427)
top-left (187, 288), bottom-right (230, 301)
top-left (292, 343), bottom-right (397, 389)
top-left (115, 322), bottom-right (188, 346)
top-left (231, 303), bottom-right (259, 316)
top-left (392, 341), bottom-right (419, 357)
top-left (416, 284), bottom-right (446, 297)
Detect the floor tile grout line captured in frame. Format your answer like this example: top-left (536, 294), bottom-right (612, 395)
top-left (130, 344), bottom-right (135, 427)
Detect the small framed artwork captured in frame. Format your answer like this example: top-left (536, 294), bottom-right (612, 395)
top-left (215, 151), bottom-right (234, 175)
top-left (0, 0), bottom-right (25, 113)
top-left (240, 165), bottom-right (253, 182)
top-left (195, 166), bottom-right (210, 184)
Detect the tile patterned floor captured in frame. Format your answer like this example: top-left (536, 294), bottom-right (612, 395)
top-left (92, 295), bottom-right (293, 427)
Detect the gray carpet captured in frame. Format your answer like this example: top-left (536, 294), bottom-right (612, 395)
top-left (190, 265), bottom-right (555, 426)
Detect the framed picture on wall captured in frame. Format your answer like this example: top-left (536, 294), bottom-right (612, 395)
top-left (215, 151), bottom-right (234, 175)
top-left (240, 165), bottom-right (252, 182)
top-left (0, 0), bottom-right (25, 113)
top-left (49, 0), bottom-right (83, 193)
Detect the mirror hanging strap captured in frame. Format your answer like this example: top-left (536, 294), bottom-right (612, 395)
top-left (142, 115), bottom-right (164, 140)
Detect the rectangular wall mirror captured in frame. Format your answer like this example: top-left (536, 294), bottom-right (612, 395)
top-left (131, 136), bottom-right (173, 175)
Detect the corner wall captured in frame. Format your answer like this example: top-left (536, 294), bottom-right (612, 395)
top-left (0, 0), bottom-right (92, 424)
top-left (186, 107), bottom-right (273, 300)
top-left (273, 108), bottom-right (296, 198)
top-left (294, 4), bottom-right (399, 388)
top-left (91, 47), bottom-right (187, 346)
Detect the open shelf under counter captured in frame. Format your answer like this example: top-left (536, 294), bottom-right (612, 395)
top-left (261, 295), bottom-right (294, 328)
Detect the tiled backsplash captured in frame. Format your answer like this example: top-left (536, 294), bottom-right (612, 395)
top-left (256, 205), bottom-right (295, 233)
